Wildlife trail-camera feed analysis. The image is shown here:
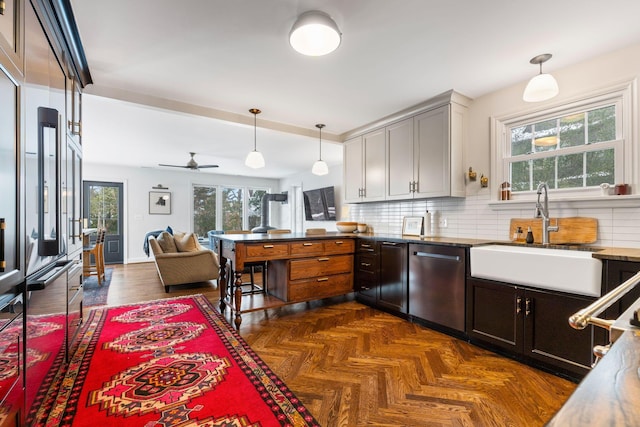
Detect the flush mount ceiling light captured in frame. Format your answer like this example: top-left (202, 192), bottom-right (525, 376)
top-left (523, 53), bottom-right (559, 102)
top-left (289, 10), bottom-right (341, 56)
top-left (312, 123), bottom-right (329, 176)
top-left (245, 108), bottom-right (265, 169)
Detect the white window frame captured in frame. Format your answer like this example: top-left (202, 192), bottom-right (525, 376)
top-left (191, 183), bottom-right (271, 232)
top-left (491, 80), bottom-right (637, 202)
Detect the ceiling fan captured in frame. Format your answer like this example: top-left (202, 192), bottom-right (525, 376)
top-left (159, 152), bottom-right (219, 171)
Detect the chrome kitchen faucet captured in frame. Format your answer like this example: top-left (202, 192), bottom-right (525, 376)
top-left (534, 182), bottom-right (559, 244)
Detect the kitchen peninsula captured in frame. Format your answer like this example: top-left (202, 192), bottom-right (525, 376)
top-left (214, 233), bottom-right (357, 327)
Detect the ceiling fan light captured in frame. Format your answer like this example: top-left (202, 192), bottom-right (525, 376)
top-left (523, 73), bottom-right (559, 102)
top-left (312, 159), bottom-right (329, 176)
top-left (245, 150), bottom-right (265, 169)
top-left (290, 11), bottom-right (341, 56)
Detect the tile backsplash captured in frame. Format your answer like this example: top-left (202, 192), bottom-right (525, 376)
top-left (347, 194), bottom-right (640, 248)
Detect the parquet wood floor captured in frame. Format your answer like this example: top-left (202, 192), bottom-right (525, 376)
top-left (100, 262), bottom-right (576, 426)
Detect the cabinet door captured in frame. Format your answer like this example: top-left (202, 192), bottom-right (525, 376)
top-left (0, 0), bottom-right (22, 71)
top-left (0, 66), bottom-right (22, 290)
top-left (67, 78), bottom-right (82, 144)
top-left (466, 278), bottom-right (522, 352)
top-left (604, 260), bottom-right (640, 319)
top-left (66, 141), bottom-right (82, 256)
top-left (414, 105), bottom-right (450, 197)
top-left (355, 250), bottom-right (379, 306)
top-left (378, 241), bottom-right (407, 314)
top-left (362, 129), bottom-right (386, 201)
top-left (343, 137), bottom-right (363, 203)
top-left (386, 118), bottom-right (415, 200)
top-left (524, 288), bottom-right (594, 376)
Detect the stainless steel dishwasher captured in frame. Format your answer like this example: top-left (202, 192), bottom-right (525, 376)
top-left (408, 243), bottom-right (466, 332)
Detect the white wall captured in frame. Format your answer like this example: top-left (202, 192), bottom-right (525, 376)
top-left (348, 42), bottom-right (640, 248)
top-left (278, 164), bottom-right (343, 232)
top-left (84, 163), bottom-right (280, 263)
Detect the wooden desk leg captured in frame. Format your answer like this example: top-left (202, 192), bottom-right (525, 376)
top-left (234, 271), bottom-right (243, 328)
top-left (219, 256), bottom-right (227, 312)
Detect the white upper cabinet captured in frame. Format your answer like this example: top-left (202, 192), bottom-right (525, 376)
top-left (386, 117), bottom-right (415, 200)
top-left (343, 129), bottom-right (386, 203)
top-left (344, 90), bottom-right (470, 203)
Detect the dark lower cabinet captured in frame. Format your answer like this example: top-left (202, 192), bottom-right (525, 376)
top-left (467, 277), bottom-right (596, 379)
top-left (354, 239), bottom-right (379, 306)
top-left (378, 241), bottom-right (407, 314)
top-left (603, 260), bottom-right (640, 320)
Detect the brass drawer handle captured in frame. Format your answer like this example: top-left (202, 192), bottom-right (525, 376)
top-left (303, 243), bottom-right (313, 246)
top-left (335, 241), bottom-right (344, 245)
top-left (317, 257), bottom-right (330, 262)
top-left (263, 245), bottom-right (274, 248)
top-left (317, 277), bottom-right (329, 282)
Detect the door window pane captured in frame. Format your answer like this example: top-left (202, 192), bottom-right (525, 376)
top-left (193, 185), bottom-right (216, 237)
top-left (87, 185), bottom-right (119, 234)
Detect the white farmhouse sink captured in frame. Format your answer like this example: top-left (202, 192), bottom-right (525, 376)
top-left (470, 245), bottom-right (602, 297)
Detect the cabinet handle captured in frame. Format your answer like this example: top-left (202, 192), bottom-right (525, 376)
top-left (0, 218), bottom-right (5, 272)
top-left (263, 244), bottom-right (274, 248)
top-left (516, 296), bottom-right (522, 314)
top-left (361, 244), bottom-right (372, 248)
top-left (361, 286), bottom-right (370, 290)
top-left (361, 262), bottom-right (371, 267)
top-left (334, 241), bottom-right (343, 245)
top-left (68, 120), bottom-right (81, 136)
top-left (303, 243), bottom-right (313, 246)
top-left (317, 277), bottom-right (329, 282)
top-left (317, 257), bottom-right (330, 262)
top-left (525, 298), bottom-right (531, 316)
top-left (381, 241), bottom-right (397, 246)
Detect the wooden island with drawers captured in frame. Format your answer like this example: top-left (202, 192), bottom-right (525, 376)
top-left (214, 233), bottom-right (356, 327)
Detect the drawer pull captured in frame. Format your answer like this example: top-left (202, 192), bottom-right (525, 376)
top-left (361, 262), bottom-right (371, 267)
top-left (361, 244), bottom-right (372, 248)
top-left (303, 243), bottom-right (313, 246)
top-left (317, 257), bottom-right (330, 262)
top-left (382, 241), bottom-right (397, 246)
top-left (263, 245), bottom-right (274, 248)
top-left (317, 277), bottom-right (329, 282)
top-left (335, 241), bottom-right (344, 245)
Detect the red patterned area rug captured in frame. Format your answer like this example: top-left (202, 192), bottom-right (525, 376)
top-left (29, 295), bottom-right (319, 427)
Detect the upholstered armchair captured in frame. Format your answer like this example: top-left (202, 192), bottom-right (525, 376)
top-left (148, 231), bottom-right (220, 292)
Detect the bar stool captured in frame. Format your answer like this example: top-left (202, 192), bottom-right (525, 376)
top-left (83, 228), bottom-right (106, 284)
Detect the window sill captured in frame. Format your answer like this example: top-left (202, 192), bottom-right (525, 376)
top-left (488, 194), bottom-right (640, 210)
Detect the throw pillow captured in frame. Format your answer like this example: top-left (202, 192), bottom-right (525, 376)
top-left (175, 232), bottom-right (199, 252)
top-left (156, 231), bottom-right (177, 253)
top-left (166, 225), bottom-right (173, 235)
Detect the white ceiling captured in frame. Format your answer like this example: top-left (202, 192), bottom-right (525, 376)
top-left (71, 0), bottom-right (640, 179)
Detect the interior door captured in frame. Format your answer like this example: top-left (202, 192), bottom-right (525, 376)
top-left (83, 181), bottom-right (123, 264)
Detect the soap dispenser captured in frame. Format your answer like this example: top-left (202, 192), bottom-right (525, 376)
top-left (525, 226), bottom-right (534, 244)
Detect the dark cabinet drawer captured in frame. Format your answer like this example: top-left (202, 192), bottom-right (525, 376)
top-left (288, 273), bottom-right (353, 301)
top-left (245, 243), bottom-right (289, 259)
top-left (289, 255), bottom-right (353, 281)
top-left (322, 239), bottom-right (355, 255)
top-left (290, 241), bottom-right (325, 256)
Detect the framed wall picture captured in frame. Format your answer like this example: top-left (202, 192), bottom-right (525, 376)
top-left (149, 191), bottom-right (171, 215)
top-left (402, 216), bottom-right (423, 236)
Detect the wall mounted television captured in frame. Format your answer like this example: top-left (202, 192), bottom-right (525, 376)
top-left (303, 186), bottom-right (336, 221)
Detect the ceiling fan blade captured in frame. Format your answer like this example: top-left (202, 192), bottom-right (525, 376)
top-left (158, 164), bottom-right (187, 168)
top-left (197, 165), bottom-right (219, 168)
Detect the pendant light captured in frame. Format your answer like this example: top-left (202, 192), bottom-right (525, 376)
top-left (245, 108), bottom-right (265, 169)
top-left (289, 10), bottom-right (341, 56)
top-left (312, 123), bottom-right (329, 176)
top-left (523, 53), bottom-right (559, 102)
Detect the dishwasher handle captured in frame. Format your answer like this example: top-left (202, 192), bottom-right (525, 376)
top-left (413, 251), bottom-right (460, 262)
